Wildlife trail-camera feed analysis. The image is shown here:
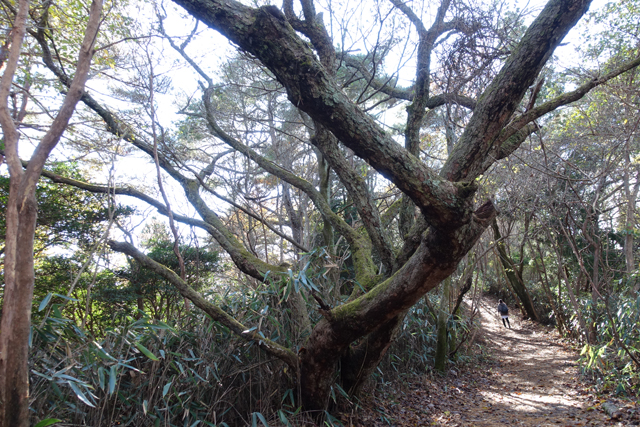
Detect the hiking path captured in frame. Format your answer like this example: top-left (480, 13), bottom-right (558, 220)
top-left (354, 296), bottom-right (638, 426)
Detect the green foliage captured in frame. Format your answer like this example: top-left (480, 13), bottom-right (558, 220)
top-left (33, 418), bottom-right (62, 427)
top-left (102, 231), bottom-right (221, 322)
top-left (374, 294), bottom-right (474, 383)
top-left (32, 255), bottom-right (120, 327)
top-left (30, 291), bottom-right (297, 426)
top-left (0, 165), bottom-right (134, 327)
top-left (579, 295), bottom-right (640, 395)
top-left (581, 0), bottom-right (640, 61)
top-left (0, 164), bottom-right (132, 252)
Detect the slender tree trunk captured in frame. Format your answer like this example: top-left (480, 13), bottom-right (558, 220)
top-left (589, 244), bottom-right (600, 344)
top-left (0, 2), bottom-right (102, 424)
top-left (492, 220), bottom-right (539, 321)
top-left (0, 190), bottom-right (37, 426)
top-left (434, 277), bottom-right (451, 372)
top-left (316, 148), bottom-right (333, 248)
top-left (532, 240), bottom-right (567, 333)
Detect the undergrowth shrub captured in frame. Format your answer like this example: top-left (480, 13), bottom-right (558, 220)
top-left (30, 285), bottom-right (300, 427)
top-left (29, 256), bottom-right (482, 426)
top-left (374, 295), bottom-right (476, 386)
top-left (579, 295), bottom-right (640, 396)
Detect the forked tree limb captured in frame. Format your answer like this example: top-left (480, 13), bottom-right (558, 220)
top-left (172, 0), bottom-right (472, 229)
top-left (441, 0), bottom-right (594, 182)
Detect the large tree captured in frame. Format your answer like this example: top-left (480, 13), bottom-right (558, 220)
top-left (145, 0), bottom-right (639, 410)
top-left (8, 0), bottom-right (640, 417)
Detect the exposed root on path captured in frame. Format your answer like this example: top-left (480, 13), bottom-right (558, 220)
top-left (350, 295), bottom-right (639, 426)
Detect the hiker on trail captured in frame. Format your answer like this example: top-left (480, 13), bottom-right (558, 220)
top-left (498, 299), bottom-right (511, 328)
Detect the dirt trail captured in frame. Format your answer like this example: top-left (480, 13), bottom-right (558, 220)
top-left (355, 296), bottom-right (636, 426)
top-left (448, 297), bottom-right (603, 426)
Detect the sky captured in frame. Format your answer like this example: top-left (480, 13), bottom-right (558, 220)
top-left (1, 0), bottom-right (619, 253)
top-left (99, 0), bottom-right (616, 241)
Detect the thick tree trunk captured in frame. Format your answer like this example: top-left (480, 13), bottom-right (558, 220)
top-left (340, 313), bottom-right (405, 396)
top-left (298, 209), bottom-right (495, 410)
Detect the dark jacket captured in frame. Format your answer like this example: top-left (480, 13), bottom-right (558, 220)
top-left (498, 302), bottom-right (509, 315)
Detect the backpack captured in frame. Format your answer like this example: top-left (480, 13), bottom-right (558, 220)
top-left (498, 303), bottom-right (509, 315)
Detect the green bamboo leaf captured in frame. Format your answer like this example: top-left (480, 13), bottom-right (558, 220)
top-left (52, 293), bottom-right (79, 302)
top-left (324, 410), bottom-right (341, 426)
top-left (135, 341), bottom-right (159, 361)
top-left (108, 365), bottom-right (117, 395)
top-left (162, 381), bottom-right (172, 398)
top-left (98, 367), bottom-right (106, 390)
top-left (31, 370), bottom-right (53, 381)
top-left (38, 293), bottom-right (53, 312)
top-left (117, 361), bottom-right (141, 372)
top-left (68, 381), bottom-right (95, 407)
top-left (55, 373), bottom-right (84, 382)
top-left (278, 410), bottom-right (292, 427)
top-left (256, 412), bottom-right (269, 426)
top-left (282, 388), bottom-right (295, 407)
top-left (34, 419), bottom-right (62, 427)
top-left (93, 341), bottom-right (116, 361)
top-left (252, 412), bottom-right (269, 427)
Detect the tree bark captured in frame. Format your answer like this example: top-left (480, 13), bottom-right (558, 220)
top-left (340, 313), bottom-right (405, 397)
top-left (434, 277), bottom-right (451, 372)
top-left (0, 2), bottom-right (103, 425)
top-left (491, 220), bottom-right (539, 321)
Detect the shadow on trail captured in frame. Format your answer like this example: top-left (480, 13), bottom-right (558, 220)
top-left (447, 297), bottom-right (600, 426)
top-left (355, 295), bottom-right (615, 426)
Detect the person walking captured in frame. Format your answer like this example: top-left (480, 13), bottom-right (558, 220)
top-left (498, 299), bottom-right (511, 328)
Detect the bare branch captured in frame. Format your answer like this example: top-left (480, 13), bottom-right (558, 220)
top-left (0, 0), bottom-right (29, 177)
